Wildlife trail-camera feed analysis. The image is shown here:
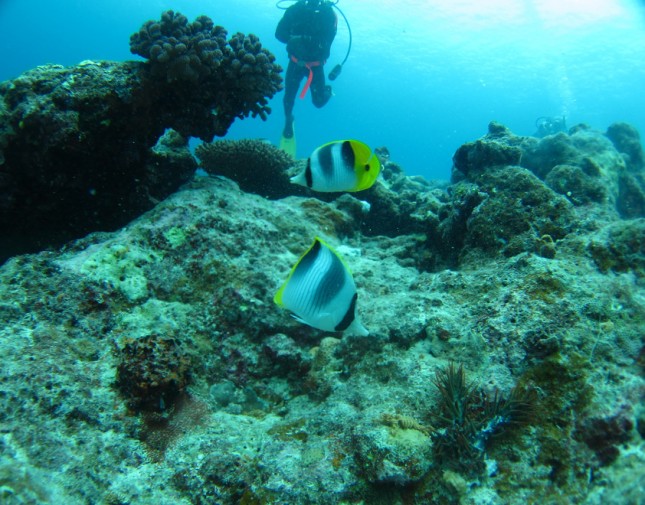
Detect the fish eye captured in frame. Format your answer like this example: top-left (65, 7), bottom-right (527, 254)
top-left (364, 164), bottom-right (370, 171)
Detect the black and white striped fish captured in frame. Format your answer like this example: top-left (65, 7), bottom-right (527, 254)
top-left (274, 237), bottom-right (368, 336)
top-left (291, 140), bottom-right (380, 192)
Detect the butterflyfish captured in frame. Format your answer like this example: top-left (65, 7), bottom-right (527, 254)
top-left (291, 140), bottom-right (380, 192)
top-left (274, 237), bottom-right (369, 336)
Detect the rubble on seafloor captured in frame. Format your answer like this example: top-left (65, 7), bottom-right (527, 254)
top-left (0, 121), bottom-right (643, 504)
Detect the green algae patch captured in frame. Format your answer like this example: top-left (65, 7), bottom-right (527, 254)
top-left (117, 298), bottom-right (194, 337)
top-left (492, 354), bottom-right (594, 500)
top-left (77, 243), bottom-right (160, 302)
top-left (524, 271), bottom-right (567, 303)
top-left (163, 226), bottom-right (188, 249)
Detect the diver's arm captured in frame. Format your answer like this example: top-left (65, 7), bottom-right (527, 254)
top-left (275, 8), bottom-right (294, 43)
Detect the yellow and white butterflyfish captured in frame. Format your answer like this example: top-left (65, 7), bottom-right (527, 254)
top-left (274, 237), bottom-right (368, 336)
top-left (290, 140), bottom-right (380, 192)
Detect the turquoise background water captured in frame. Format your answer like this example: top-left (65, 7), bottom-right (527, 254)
top-left (1, 0), bottom-right (644, 180)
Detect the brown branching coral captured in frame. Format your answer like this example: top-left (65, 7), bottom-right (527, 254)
top-left (196, 139), bottom-right (304, 199)
top-left (130, 10), bottom-right (283, 137)
top-left (130, 11), bottom-right (228, 82)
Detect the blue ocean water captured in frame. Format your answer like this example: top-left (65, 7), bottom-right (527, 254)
top-left (1, 0), bottom-right (644, 180)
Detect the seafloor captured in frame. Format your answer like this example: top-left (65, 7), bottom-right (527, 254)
top-left (1, 118), bottom-right (644, 504)
top-left (1, 53), bottom-right (644, 505)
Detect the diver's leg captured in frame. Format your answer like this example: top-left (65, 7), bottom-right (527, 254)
top-left (283, 62), bottom-right (303, 137)
top-left (310, 66), bottom-right (332, 108)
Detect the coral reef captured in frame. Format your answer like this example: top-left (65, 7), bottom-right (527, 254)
top-left (437, 121), bottom-right (645, 267)
top-left (0, 121), bottom-right (644, 504)
top-left (0, 62), bottom-right (196, 263)
top-left (453, 165), bottom-right (575, 260)
top-left (195, 140), bottom-right (447, 247)
top-left (519, 122), bottom-right (645, 218)
top-left (0, 11), bottom-right (282, 263)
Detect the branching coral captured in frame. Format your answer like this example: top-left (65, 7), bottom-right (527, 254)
top-left (130, 10), bottom-right (283, 138)
top-left (196, 139), bottom-right (299, 199)
top-left (130, 11), bottom-right (228, 82)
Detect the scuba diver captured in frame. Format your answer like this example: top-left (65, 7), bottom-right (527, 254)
top-left (276, 0), bottom-right (338, 156)
top-left (534, 116), bottom-right (567, 137)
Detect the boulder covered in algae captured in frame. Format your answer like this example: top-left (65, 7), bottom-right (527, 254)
top-left (0, 122), bottom-right (643, 505)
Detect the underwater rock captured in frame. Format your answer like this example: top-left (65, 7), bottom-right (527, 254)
top-left (520, 131), bottom-right (580, 179)
top-left (196, 140), bottom-right (447, 243)
top-left (439, 120), bottom-right (644, 265)
top-left (520, 124), bottom-right (645, 218)
top-left (435, 182), bottom-right (485, 267)
top-left (544, 164), bottom-right (608, 205)
top-left (441, 166), bottom-right (575, 262)
top-left (147, 129), bottom-right (200, 199)
top-left (305, 336), bottom-right (343, 400)
top-left (116, 334), bottom-right (191, 412)
top-left (360, 155), bottom-right (445, 239)
top-left (354, 421), bottom-right (433, 484)
top-left (587, 218), bottom-right (645, 277)
top-left (606, 121), bottom-right (645, 171)
top-left (0, 61), bottom-right (188, 263)
top-left (261, 333), bottom-right (312, 380)
top-left (574, 412), bottom-right (635, 467)
top-left (617, 168), bottom-right (645, 218)
top-left (451, 121), bottom-right (523, 181)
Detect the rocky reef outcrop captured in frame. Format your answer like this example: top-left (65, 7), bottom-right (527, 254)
top-left (0, 11), bottom-right (281, 263)
top-left (1, 118), bottom-right (643, 504)
top-left (442, 121), bottom-right (645, 264)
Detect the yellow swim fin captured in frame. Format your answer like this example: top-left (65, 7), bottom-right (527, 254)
top-left (279, 121), bottom-right (297, 158)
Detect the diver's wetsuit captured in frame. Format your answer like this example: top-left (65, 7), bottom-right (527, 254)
top-left (276, 0), bottom-right (337, 137)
